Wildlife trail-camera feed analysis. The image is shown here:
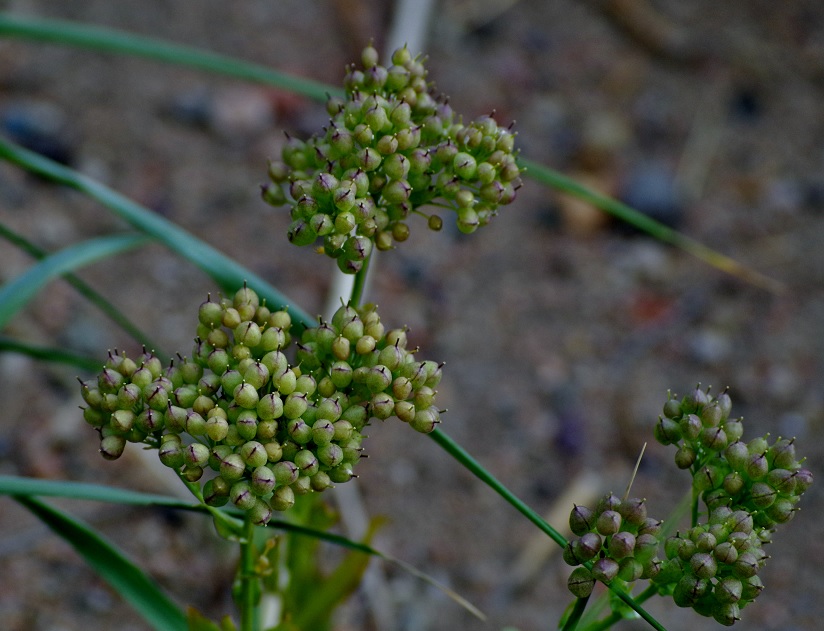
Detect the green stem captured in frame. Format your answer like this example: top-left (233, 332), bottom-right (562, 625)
top-left (579, 584), bottom-right (658, 631)
top-left (561, 595), bottom-right (590, 631)
top-left (239, 516), bottom-right (258, 631)
top-left (349, 255), bottom-right (371, 308)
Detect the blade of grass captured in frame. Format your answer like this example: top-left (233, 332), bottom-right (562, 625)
top-left (520, 157), bottom-right (784, 294)
top-left (0, 137), bottom-right (315, 329)
top-left (0, 12), bottom-right (343, 101)
top-left (428, 428), bottom-right (667, 631)
top-left (0, 475), bottom-right (482, 618)
top-left (0, 222), bottom-right (159, 350)
top-left (0, 232), bottom-right (151, 330)
top-left (13, 495), bottom-right (187, 631)
top-left (0, 335), bottom-right (100, 372)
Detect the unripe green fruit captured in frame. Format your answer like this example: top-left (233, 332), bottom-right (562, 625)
top-left (159, 440), bottom-right (184, 469)
top-left (618, 557), bottom-right (643, 582)
top-left (567, 566), bottom-right (595, 598)
top-left (318, 443), bottom-right (344, 468)
top-left (672, 575), bottom-right (707, 608)
top-left (679, 414), bottom-right (702, 441)
top-left (203, 477), bottom-right (230, 507)
top-left (263, 441), bottom-right (282, 462)
top-left (732, 552), bottom-right (759, 579)
top-left (220, 453), bottom-right (246, 481)
top-left (284, 392), bottom-right (309, 420)
top-left (330, 361), bottom-right (353, 388)
top-left (294, 449), bottom-right (319, 477)
top-left (316, 397), bottom-right (342, 422)
top-left (394, 400), bottom-right (416, 422)
top-left (713, 542), bottom-right (738, 565)
top-left (591, 557), bottom-right (619, 584)
top-left (135, 409), bottom-right (163, 433)
top-left (608, 531), bottom-right (636, 559)
top-left (366, 365), bottom-right (393, 392)
top-left (185, 410), bottom-right (207, 436)
top-left (143, 383), bottom-right (169, 411)
top-left (233, 382), bottom-right (259, 409)
top-left (205, 415), bottom-right (229, 442)
top-left (243, 362), bottom-right (269, 390)
top-left (746, 453), bottom-right (769, 480)
top-left (230, 481), bottom-right (257, 511)
top-left (181, 465), bottom-right (203, 482)
top-left (172, 384), bottom-right (198, 408)
top-left (740, 575), bottom-right (764, 601)
top-left (596, 510), bottom-right (622, 536)
top-left (183, 443), bottom-right (210, 468)
top-left (312, 419), bottom-right (335, 445)
top-left (750, 482), bottom-right (777, 508)
top-left (100, 435), bottom-right (126, 460)
top-left (110, 409), bottom-right (135, 434)
top-left (700, 426), bottom-right (728, 451)
top-left (251, 465), bottom-right (276, 496)
top-left (674, 445), bottom-right (696, 469)
top-left (654, 416), bottom-right (681, 445)
top-left (690, 552), bottom-right (718, 579)
top-left (569, 504), bottom-right (595, 536)
top-left (231, 405), bottom-right (256, 436)
top-left (329, 463), bottom-right (355, 483)
top-left (287, 419), bottom-right (312, 444)
top-left (370, 392), bottom-right (396, 420)
top-left (257, 393), bottom-right (284, 421)
top-left (271, 485), bottom-right (295, 511)
top-left (193, 394), bottom-right (215, 417)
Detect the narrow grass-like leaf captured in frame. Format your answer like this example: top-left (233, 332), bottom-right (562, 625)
top-left (0, 475), bottom-right (202, 510)
top-left (13, 495), bottom-right (187, 631)
top-left (0, 232), bottom-right (150, 330)
top-left (0, 12), bottom-right (342, 101)
top-left (520, 157), bottom-right (783, 293)
top-left (0, 335), bottom-right (99, 371)
top-left (0, 476), bottom-right (481, 617)
top-left (0, 222), bottom-right (159, 350)
top-left (428, 429), bottom-right (666, 631)
top-left (0, 137), bottom-right (315, 328)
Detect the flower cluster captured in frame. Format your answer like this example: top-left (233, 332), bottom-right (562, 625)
top-left (652, 386), bottom-right (812, 625)
top-left (564, 493), bottom-right (663, 598)
top-left (78, 287), bottom-right (442, 525)
top-left (261, 43), bottom-right (522, 273)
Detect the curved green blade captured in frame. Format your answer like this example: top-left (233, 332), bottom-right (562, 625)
top-left (0, 137), bottom-right (315, 329)
top-left (0, 232), bottom-right (150, 330)
top-left (13, 495), bottom-right (187, 631)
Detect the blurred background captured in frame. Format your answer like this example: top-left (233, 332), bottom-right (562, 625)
top-left (1, 1), bottom-right (823, 629)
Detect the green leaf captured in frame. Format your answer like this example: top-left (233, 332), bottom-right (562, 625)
top-left (0, 334), bottom-right (100, 372)
top-left (0, 475), bottom-right (201, 510)
top-left (0, 222), bottom-right (159, 350)
top-left (14, 495), bottom-right (187, 631)
top-left (0, 232), bottom-right (150, 330)
top-left (0, 12), bottom-right (342, 102)
top-left (519, 158), bottom-right (783, 293)
top-left (0, 137), bottom-right (315, 329)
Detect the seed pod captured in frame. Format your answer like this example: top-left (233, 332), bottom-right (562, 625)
top-left (608, 531), bottom-right (636, 559)
top-left (573, 532), bottom-right (602, 563)
top-left (567, 567), bottom-right (595, 598)
top-left (569, 504), bottom-right (595, 536)
top-left (679, 414), bottom-right (702, 441)
top-left (294, 449), bottom-right (319, 477)
top-left (596, 510), bottom-right (622, 536)
top-left (591, 558), bottom-right (619, 584)
top-left (675, 445), bottom-right (697, 469)
top-left (654, 416), bottom-right (682, 445)
top-left (617, 557), bottom-right (643, 582)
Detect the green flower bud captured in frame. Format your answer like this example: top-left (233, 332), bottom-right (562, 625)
top-left (394, 400), bottom-right (416, 422)
top-left (287, 418), bottom-right (312, 444)
top-left (312, 419), bottom-right (336, 446)
top-left (329, 463), bottom-right (355, 484)
top-left (318, 443), bottom-right (344, 468)
top-left (608, 531), bottom-right (636, 559)
top-left (203, 477), bottom-right (230, 507)
top-left (99, 435), bottom-right (126, 460)
top-left (294, 449), bottom-right (319, 477)
top-left (250, 465), bottom-right (276, 496)
top-left (725, 441), bottom-right (749, 471)
top-left (264, 441), bottom-right (282, 462)
top-left (746, 453), bottom-right (769, 480)
top-left (740, 574), bottom-right (764, 601)
top-left (143, 383), bottom-right (170, 411)
top-left (654, 416), bottom-right (681, 445)
top-left (569, 504), bottom-right (595, 536)
top-left (732, 552), bottom-right (760, 579)
top-left (183, 442), bottom-right (210, 468)
top-left (271, 485), bottom-right (295, 511)
top-left (690, 552), bottom-right (717, 579)
top-left (617, 557), bottom-right (643, 582)
top-left (567, 567), bottom-right (595, 598)
top-left (283, 392), bottom-right (309, 420)
top-left (591, 558), bottom-right (619, 584)
top-left (135, 409), bottom-right (163, 433)
top-left (273, 460), bottom-right (299, 486)
top-left (109, 409), bottom-right (135, 434)
top-left (370, 392), bottom-right (396, 420)
top-left (257, 393), bottom-right (284, 422)
top-left (230, 481), bottom-right (257, 511)
top-left (713, 542), bottom-right (738, 565)
top-left (596, 510), bottom-right (622, 536)
top-left (679, 414), bottom-right (702, 441)
top-left (672, 575), bottom-right (708, 608)
top-left (234, 382), bottom-right (260, 409)
top-left (674, 445), bottom-right (697, 469)
top-left (220, 453), bottom-right (246, 481)
top-left (700, 426), bottom-right (728, 451)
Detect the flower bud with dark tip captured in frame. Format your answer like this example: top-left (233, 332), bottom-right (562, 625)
top-left (675, 445), bottom-right (697, 469)
top-left (567, 567), bottom-right (595, 598)
top-left (410, 406), bottom-right (440, 433)
top-left (618, 557), bottom-right (643, 582)
top-left (569, 504), bottom-right (595, 536)
top-left (294, 449), bottom-right (319, 477)
top-left (230, 481), bottom-right (257, 511)
top-left (655, 416), bottom-right (681, 445)
top-left (596, 510), bottom-right (622, 536)
top-left (690, 552), bottom-right (718, 579)
top-left (608, 532), bottom-right (636, 559)
top-left (100, 435), bottom-right (126, 460)
top-left (591, 558), bottom-right (619, 584)
top-left (679, 414), bottom-right (702, 441)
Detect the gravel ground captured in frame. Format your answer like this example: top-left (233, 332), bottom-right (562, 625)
top-left (1, 2), bottom-right (824, 630)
